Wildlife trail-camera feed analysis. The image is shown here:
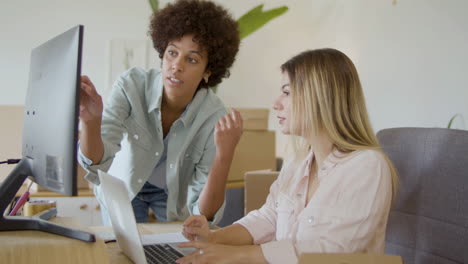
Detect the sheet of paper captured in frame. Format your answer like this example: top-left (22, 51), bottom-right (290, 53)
top-left (95, 231), bottom-right (116, 242)
top-left (141, 232), bottom-right (189, 245)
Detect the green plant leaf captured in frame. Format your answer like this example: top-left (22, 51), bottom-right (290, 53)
top-left (447, 113), bottom-right (462, 128)
top-left (237, 4), bottom-right (288, 40)
top-left (148, 0), bottom-right (159, 13)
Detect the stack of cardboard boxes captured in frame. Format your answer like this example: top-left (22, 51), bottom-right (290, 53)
top-left (226, 108), bottom-right (276, 185)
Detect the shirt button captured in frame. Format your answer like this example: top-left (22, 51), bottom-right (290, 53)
top-left (308, 216), bottom-right (314, 223)
top-left (155, 152), bottom-right (159, 156)
top-left (185, 153), bottom-right (189, 157)
top-left (137, 179), bottom-right (142, 183)
top-left (170, 163), bottom-right (174, 169)
top-left (133, 134), bottom-right (139, 140)
top-left (174, 133), bottom-right (176, 138)
top-left (275, 202), bottom-right (279, 208)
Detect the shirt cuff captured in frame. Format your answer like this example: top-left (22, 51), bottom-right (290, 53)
top-left (77, 142), bottom-right (113, 185)
top-left (192, 199), bottom-right (226, 228)
top-left (261, 240), bottom-right (298, 264)
top-left (78, 143), bottom-right (93, 166)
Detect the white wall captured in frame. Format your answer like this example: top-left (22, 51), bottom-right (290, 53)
top-left (1, 0), bottom-right (467, 158)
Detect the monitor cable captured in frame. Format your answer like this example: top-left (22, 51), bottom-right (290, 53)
top-left (0, 159), bottom-right (21, 165)
top-left (1, 158), bottom-right (24, 216)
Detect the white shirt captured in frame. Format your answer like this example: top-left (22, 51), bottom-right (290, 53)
top-left (235, 149), bottom-right (393, 263)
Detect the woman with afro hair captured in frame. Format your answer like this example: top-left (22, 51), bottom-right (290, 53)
top-left (78, 0), bottom-right (241, 226)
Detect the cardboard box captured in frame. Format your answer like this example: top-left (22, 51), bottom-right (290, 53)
top-left (237, 108), bottom-right (269, 131)
top-left (244, 170), bottom-right (279, 214)
top-left (227, 130), bottom-right (276, 182)
top-left (299, 253), bottom-right (403, 264)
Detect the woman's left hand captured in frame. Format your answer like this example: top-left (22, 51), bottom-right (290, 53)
top-left (176, 241), bottom-right (252, 264)
top-left (214, 109), bottom-right (243, 159)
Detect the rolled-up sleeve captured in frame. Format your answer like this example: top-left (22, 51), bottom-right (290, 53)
top-left (78, 140), bottom-right (120, 185)
top-left (192, 199), bottom-right (226, 228)
top-left (78, 76), bottom-right (131, 185)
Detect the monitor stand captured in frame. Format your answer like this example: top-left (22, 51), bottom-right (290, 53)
top-left (0, 159), bottom-right (96, 242)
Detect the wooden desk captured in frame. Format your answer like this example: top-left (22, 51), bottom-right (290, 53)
top-left (0, 217), bottom-right (108, 264)
top-left (0, 217), bottom-right (184, 264)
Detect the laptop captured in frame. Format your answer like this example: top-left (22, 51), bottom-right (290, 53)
top-left (97, 170), bottom-right (194, 264)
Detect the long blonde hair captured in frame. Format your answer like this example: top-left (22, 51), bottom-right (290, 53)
top-left (281, 48), bottom-right (398, 198)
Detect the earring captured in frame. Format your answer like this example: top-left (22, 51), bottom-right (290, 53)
top-left (204, 76), bottom-right (209, 83)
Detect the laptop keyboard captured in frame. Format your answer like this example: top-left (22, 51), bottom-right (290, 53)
top-left (143, 243), bottom-right (184, 264)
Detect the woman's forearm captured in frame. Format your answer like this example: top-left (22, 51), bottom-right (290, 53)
top-left (212, 223), bottom-right (254, 245)
top-left (79, 120), bottom-right (104, 165)
top-left (198, 109), bottom-right (243, 220)
top-left (198, 152), bottom-right (233, 220)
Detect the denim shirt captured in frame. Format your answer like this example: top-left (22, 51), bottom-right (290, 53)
top-left (78, 67), bottom-right (227, 224)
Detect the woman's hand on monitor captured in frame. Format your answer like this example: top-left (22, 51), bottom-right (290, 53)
top-left (79, 75), bottom-right (103, 124)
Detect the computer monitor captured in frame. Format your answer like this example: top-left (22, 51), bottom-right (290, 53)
top-left (0, 25), bottom-right (95, 242)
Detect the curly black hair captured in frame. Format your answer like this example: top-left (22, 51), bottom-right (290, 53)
top-left (148, 0), bottom-right (240, 88)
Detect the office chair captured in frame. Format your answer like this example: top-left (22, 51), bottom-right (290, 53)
top-left (377, 127), bottom-right (468, 264)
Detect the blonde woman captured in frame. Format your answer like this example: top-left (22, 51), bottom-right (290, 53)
top-left (175, 48), bottom-right (398, 264)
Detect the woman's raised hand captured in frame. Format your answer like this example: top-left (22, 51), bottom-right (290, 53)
top-left (214, 109), bottom-right (243, 159)
top-left (79, 76), bottom-right (103, 124)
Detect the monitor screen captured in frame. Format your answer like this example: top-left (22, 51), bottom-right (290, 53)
top-left (22, 25), bottom-right (83, 196)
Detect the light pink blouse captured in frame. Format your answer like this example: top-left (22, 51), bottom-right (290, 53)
top-left (235, 149), bottom-right (393, 264)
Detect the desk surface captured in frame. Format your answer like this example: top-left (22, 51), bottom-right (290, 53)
top-left (0, 216), bottom-right (184, 264)
top-left (0, 217), bottom-right (108, 264)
